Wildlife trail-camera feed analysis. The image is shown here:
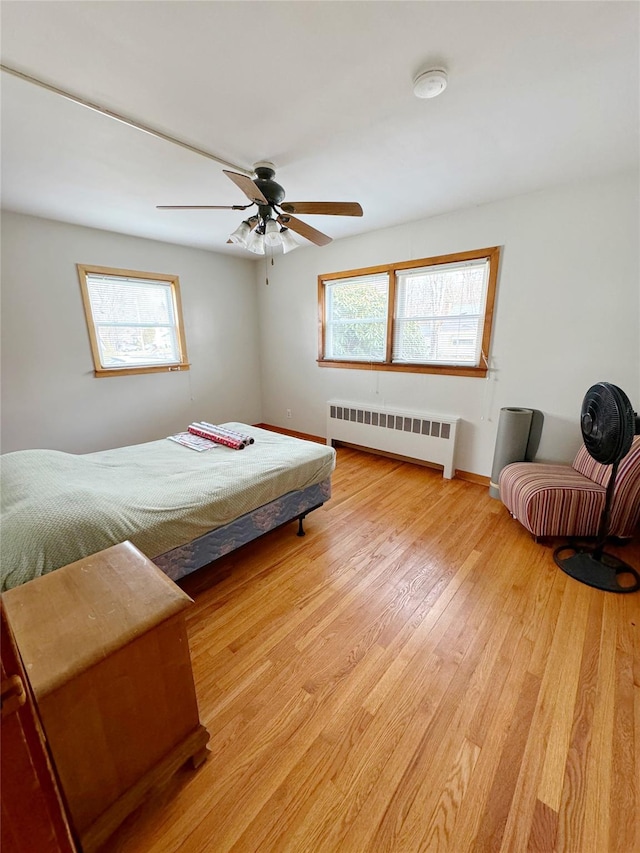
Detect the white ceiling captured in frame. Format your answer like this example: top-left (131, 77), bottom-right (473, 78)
top-left (1, 1), bottom-right (638, 257)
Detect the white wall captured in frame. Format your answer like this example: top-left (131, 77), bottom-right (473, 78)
top-left (1, 212), bottom-right (261, 453)
top-left (257, 171), bottom-right (639, 476)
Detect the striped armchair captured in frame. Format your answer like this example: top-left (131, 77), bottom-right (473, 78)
top-left (499, 435), bottom-right (640, 540)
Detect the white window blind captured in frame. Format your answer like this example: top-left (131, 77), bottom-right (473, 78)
top-left (85, 274), bottom-right (182, 368)
top-left (392, 258), bottom-right (489, 366)
top-left (325, 272), bottom-right (389, 361)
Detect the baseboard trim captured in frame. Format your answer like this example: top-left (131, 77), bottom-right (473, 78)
top-left (455, 470), bottom-right (490, 487)
top-left (254, 423), bottom-right (327, 445)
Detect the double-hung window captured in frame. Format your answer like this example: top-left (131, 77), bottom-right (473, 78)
top-left (318, 247), bottom-right (500, 377)
top-left (77, 264), bottom-right (190, 377)
top-left (324, 272), bottom-right (389, 362)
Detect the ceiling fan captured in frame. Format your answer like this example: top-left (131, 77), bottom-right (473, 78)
top-left (157, 162), bottom-right (363, 254)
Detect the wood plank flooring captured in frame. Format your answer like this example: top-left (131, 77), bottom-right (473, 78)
top-left (106, 446), bottom-right (640, 853)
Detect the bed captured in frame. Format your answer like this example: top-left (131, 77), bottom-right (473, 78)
top-left (0, 423), bottom-right (335, 591)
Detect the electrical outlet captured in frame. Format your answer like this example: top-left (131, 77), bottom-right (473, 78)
top-left (286, 409), bottom-right (292, 419)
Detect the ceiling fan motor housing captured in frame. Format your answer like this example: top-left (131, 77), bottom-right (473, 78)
top-left (253, 162), bottom-right (285, 211)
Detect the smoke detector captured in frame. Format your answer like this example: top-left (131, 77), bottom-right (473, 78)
top-left (413, 68), bottom-right (448, 99)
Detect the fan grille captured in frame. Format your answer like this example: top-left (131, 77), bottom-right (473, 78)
top-left (581, 382), bottom-right (634, 464)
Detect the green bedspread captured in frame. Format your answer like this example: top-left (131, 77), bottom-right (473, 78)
top-left (0, 423), bottom-right (335, 591)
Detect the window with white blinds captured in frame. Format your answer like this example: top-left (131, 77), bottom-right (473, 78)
top-left (318, 247), bottom-right (500, 377)
top-left (393, 258), bottom-right (489, 366)
top-left (324, 272), bottom-right (389, 361)
top-left (77, 265), bottom-right (189, 376)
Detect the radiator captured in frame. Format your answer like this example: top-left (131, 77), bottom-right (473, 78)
top-left (326, 400), bottom-right (460, 479)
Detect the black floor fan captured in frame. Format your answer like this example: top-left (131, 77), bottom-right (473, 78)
top-left (554, 382), bottom-right (640, 593)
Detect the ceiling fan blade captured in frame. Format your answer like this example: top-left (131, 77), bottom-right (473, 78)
top-left (156, 204), bottom-right (251, 210)
top-left (223, 170), bottom-right (269, 205)
top-left (278, 214), bottom-right (332, 246)
top-left (280, 202), bottom-right (363, 217)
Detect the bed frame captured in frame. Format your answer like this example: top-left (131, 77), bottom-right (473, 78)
top-left (153, 478), bottom-right (331, 582)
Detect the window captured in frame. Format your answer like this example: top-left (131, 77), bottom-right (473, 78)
top-left (77, 265), bottom-right (190, 377)
top-left (318, 247), bottom-right (500, 377)
top-left (324, 272), bottom-right (389, 362)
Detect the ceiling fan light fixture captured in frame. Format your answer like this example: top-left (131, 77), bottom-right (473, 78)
top-left (263, 218), bottom-right (280, 247)
top-left (231, 216), bottom-right (300, 255)
top-left (246, 230), bottom-right (265, 254)
top-left (228, 219), bottom-right (252, 246)
top-left (279, 228), bottom-right (299, 254)
top-left (413, 68), bottom-right (448, 99)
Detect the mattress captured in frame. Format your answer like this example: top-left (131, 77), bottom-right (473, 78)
top-left (0, 423), bottom-right (335, 590)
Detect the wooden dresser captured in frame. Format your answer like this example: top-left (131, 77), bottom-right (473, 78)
top-left (1, 600), bottom-right (76, 852)
top-left (3, 541), bottom-right (209, 852)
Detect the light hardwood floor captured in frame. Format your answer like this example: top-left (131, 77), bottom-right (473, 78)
top-left (107, 446), bottom-right (639, 853)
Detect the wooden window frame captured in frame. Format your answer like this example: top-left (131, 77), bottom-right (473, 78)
top-left (77, 264), bottom-right (190, 378)
top-left (318, 246), bottom-right (500, 378)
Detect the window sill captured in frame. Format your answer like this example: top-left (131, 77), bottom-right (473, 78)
top-left (317, 360), bottom-right (487, 378)
top-left (94, 363), bottom-right (191, 378)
